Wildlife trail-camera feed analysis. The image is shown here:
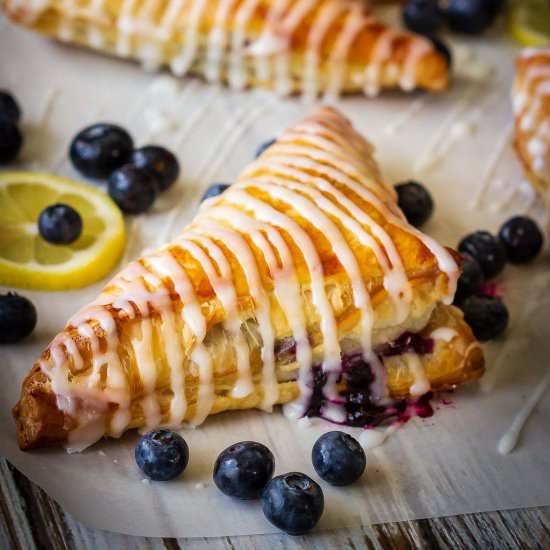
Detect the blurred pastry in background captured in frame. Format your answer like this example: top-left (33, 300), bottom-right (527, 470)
top-left (512, 48), bottom-right (550, 195)
top-left (3, 0), bottom-right (450, 98)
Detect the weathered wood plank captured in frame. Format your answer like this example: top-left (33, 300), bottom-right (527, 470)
top-left (1, 458), bottom-right (548, 550)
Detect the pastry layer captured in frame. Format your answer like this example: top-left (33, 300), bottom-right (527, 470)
top-left (513, 48), bottom-right (550, 195)
top-left (3, 0), bottom-right (449, 97)
top-left (13, 106), bottom-right (479, 451)
top-left (14, 303), bottom-right (483, 449)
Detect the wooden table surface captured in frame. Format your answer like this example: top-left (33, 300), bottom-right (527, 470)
top-left (1, 458), bottom-right (548, 550)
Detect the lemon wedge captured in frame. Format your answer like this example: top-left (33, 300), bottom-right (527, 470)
top-left (508, 0), bottom-right (550, 47)
top-left (0, 171), bottom-right (126, 290)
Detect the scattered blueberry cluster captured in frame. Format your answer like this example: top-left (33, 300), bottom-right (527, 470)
top-left (403, 0), bottom-right (505, 36)
top-left (135, 429), bottom-right (366, 535)
top-left (0, 91), bottom-right (23, 165)
top-left (455, 217), bottom-right (544, 341)
top-left (69, 123), bottom-right (180, 214)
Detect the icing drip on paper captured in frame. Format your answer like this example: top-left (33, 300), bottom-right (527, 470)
top-left (498, 370), bottom-right (550, 455)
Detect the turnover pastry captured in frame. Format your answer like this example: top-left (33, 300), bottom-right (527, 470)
top-left (13, 106), bottom-right (484, 451)
top-left (3, 0), bottom-right (450, 98)
top-left (512, 48), bottom-right (550, 195)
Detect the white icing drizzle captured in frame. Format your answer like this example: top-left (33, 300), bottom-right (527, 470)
top-left (175, 235), bottom-right (254, 400)
top-left (302, 1), bottom-right (347, 101)
top-left (469, 123), bottom-right (514, 210)
top-left (238, 179), bottom-right (375, 401)
top-left (403, 353), bottom-right (430, 397)
top-left (414, 83), bottom-right (485, 174)
top-left (228, 0), bottom-right (261, 90)
top-left (198, 205), bottom-right (312, 406)
top-left (42, 0), bottom-right (442, 98)
top-left (384, 96), bottom-right (429, 136)
top-left (189, 221), bottom-right (278, 410)
top-left (359, 422), bottom-right (401, 451)
top-left (324, 4), bottom-right (372, 100)
top-left (226, 187), bottom-right (341, 375)
top-left (429, 327), bottom-right (458, 342)
top-left (205, 0), bottom-right (238, 83)
top-left (171, 0), bottom-right (208, 76)
top-left (498, 370), bottom-right (550, 455)
top-left (38, 108), bottom-right (459, 449)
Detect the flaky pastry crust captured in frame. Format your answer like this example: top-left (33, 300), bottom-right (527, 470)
top-left (14, 106), bottom-right (483, 450)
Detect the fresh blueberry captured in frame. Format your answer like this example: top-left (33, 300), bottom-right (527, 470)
top-left (0, 293), bottom-right (37, 344)
top-left (459, 295), bottom-right (509, 341)
top-left (130, 145), bottom-right (180, 192)
top-left (445, 0), bottom-right (495, 35)
top-left (312, 431), bottom-right (366, 486)
top-left (402, 0), bottom-right (445, 35)
top-left (454, 253), bottom-right (484, 304)
top-left (0, 91), bottom-right (21, 124)
top-left (38, 203), bottom-right (83, 245)
top-left (108, 165), bottom-right (158, 214)
top-left (255, 138), bottom-right (276, 158)
top-left (135, 429), bottom-right (189, 481)
top-left (261, 473), bottom-right (324, 535)
top-left (213, 441), bottom-right (275, 499)
top-left (0, 120), bottom-right (23, 165)
top-left (498, 216), bottom-right (544, 264)
top-left (201, 183), bottom-right (231, 202)
top-left (69, 123), bottom-right (133, 179)
top-left (428, 35), bottom-right (453, 68)
top-left (395, 180), bottom-right (434, 227)
top-left (458, 230), bottom-right (507, 279)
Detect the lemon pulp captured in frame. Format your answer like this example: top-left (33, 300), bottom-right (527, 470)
top-left (0, 171), bottom-right (126, 290)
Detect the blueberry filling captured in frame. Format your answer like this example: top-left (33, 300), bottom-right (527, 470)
top-left (278, 331), bottom-right (435, 428)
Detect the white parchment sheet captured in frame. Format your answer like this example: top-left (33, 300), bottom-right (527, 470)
top-left (1, 11), bottom-right (549, 538)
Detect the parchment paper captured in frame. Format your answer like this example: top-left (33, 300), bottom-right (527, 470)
top-left (1, 10), bottom-right (549, 538)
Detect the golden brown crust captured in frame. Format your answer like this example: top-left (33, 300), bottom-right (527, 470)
top-left (513, 49), bottom-right (550, 195)
top-left (14, 303), bottom-right (484, 450)
top-left (13, 106), bottom-right (480, 451)
top-left (3, 0), bottom-right (449, 95)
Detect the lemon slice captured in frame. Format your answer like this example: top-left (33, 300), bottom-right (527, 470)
top-left (508, 0), bottom-right (550, 47)
top-left (0, 171), bottom-right (126, 290)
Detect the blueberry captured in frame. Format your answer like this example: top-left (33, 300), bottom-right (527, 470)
top-left (458, 230), bottom-right (507, 279)
top-left (0, 293), bottom-right (37, 344)
top-left (38, 203), bottom-right (83, 245)
top-left (498, 216), bottom-right (544, 264)
top-left (445, 0), bottom-right (495, 35)
top-left (201, 183), bottom-right (230, 202)
top-left (0, 120), bottom-right (23, 165)
top-left (213, 441), bottom-right (274, 499)
top-left (135, 429), bottom-right (189, 481)
top-left (402, 0), bottom-right (445, 35)
top-left (70, 123), bottom-right (133, 179)
top-left (311, 431), bottom-right (366, 486)
top-left (261, 473), bottom-right (324, 535)
top-left (459, 295), bottom-right (509, 341)
top-left (395, 180), bottom-right (434, 227)
top-left (108, 165), bottom-right (158, 214)
top-left (428, 35), bottom-right (453, 68)
top-left (0, 91), bottom-right (21, 124)
top-left (454, 253), bottom-right (484, 304)
top-left (130, 145), bottom-right (180, 192)
top-left (255, 138), bottom-right (276, 158)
